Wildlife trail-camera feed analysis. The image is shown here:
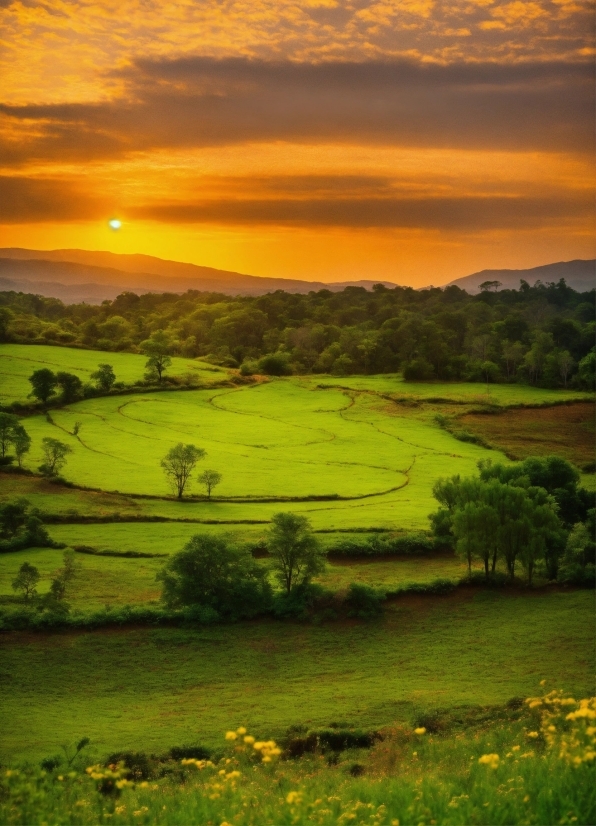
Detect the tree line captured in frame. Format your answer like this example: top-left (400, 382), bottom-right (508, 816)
top-left (1, 278), bottom-right (593, 388)
top-left (430, 455), bottom-right (594, 585)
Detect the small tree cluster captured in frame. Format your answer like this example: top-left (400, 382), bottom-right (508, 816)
top-left (430, 456), bottom-right (590, 583)
top-left (0, 413), bottom-right (31, 467)
top-left (29, 369), bottom-right (84, 406)
top-left (11, 550), bottom-right (78, 608)
top-left (160, 444), bottom-right (222, 499)
top-left (1, 498), bottom-right (60, 551)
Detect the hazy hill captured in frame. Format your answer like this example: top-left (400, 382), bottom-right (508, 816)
top-left (0, 249), bottom-right (397, 303)
top-left (446, 259), bottom-right (594, 294)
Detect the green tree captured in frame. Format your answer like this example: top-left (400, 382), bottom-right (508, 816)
top-left (452, 500), bottom-right (499, 576)
top-left (55, 371), bottom-right (83, 403)
top-left (39, 437), bottom-right (72, 476)
top-left (0, 412), bottom-right (19, 458)
top-left (198, 469), bottom-right (222, 499)
top-left (29, 368), bottom-right (57, 405)
top-left (12, 424), bottom-right (31, 468)
top-left (268, 512), bottom-right (325, 594)
top-left (0, 498), bottom-right (30, 539)
top-left (157, 534), bottom-right (271, 619)
top-left (12, 562), bottom-right (40, 601)
top-left (161, 443), bottom-right (206, 498)
top-left (141, 331), bottom-right (172, 383)
top-left (90, 363), bottom-right (116, 391)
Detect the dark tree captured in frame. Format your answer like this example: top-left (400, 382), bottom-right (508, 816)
top-left (29, 369), bottom-right (57, 405)
top-left (56, 371), bottom-right (83, 403)
top-left (141, 332), bottom-right (172, 382)
top-left (157, 534), bottom-right (271, 619)
top-left (0, 413), bottom-right (19, 458)
top-left (12, 424), bottom-right (31, 467)
top-left (268, 512), bottom-right (326, 594)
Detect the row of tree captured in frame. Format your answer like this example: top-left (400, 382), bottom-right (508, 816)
top-left (1, 278), bottom-right (594, 388)
top-left (431, 456), bottom-right (594, 584)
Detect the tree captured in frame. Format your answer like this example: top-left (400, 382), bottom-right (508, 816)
top-left (558, 351), bottom-right (575, 388)
top-left (0, 498), bottom-right (30, 539)
top-left (12, 424), bottom-right (31, 468)
top-left (29, 368), bottom-right (57, 405)
top-left (12, 562), bottom-right (40, 600)
top-left (161, 443), bottom-right (206, 498)
top-left (0, 413), bottom-right (19, 458)
top-left (479, 280), bottom-right (502, 292)
top-left (157, 534), bottom-right (271, 619)
top-left (198, 469), bottom-right (222, 499)
top-left (55, 371), bottom-right (83, 403)
top-left (90, 363), bottom-right (116, 391)
top-left (39, 437), bottom-right (72, 476)
top-left (268, 512), bottom-right (325, 594)
top-left (141, 331), bottom-right (172, 383)
top-left (49, 549), bottom-right (79, 602)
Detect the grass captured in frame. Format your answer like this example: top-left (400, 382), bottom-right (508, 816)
top-left (0, 589), bottom-right (592, 762)
top-left (0, 343), bottom-right (228, 403)
top-left (459, 402), bottom-right (595, 465)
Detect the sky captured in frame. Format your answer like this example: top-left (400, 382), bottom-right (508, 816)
top-left (0, 0), bottom-right (594, 286)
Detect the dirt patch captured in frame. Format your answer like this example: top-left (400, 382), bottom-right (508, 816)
top-left (459, 402), bottom-right (595, 465)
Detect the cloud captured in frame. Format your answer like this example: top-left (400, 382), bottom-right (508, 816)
top-left (0, 176), bottom-right (106, 222)
top-left (131, 192), bottom-right (591, 231)
top-left (1, 56), bottom-right (592, 166)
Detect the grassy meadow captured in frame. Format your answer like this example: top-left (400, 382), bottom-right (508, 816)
top-left (0, 589), bottom-right (592, 762)
top-left (0, 343), bottom-right (228, 404)
top-left (0, 343), bottom-right (594, 825)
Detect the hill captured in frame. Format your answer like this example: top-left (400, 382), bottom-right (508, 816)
top-left (0, 250), bottom-right (397, 303)
top-left (446, 259), bottom-right (594, 293)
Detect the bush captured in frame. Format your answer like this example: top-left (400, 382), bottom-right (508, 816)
top-left (329, 532), bottom-right (433, 556)
top-left (258, 353), bottom-right (292, 376)
top-left (157, 534), bottom-right (272, 620)
top-left (344, 584), bottom-right (385, 618)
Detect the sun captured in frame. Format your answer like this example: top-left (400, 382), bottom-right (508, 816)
top-left (108, 218), bottom-right (122, 230)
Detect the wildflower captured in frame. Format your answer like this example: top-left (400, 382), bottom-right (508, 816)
top-left (527, 731), bottom-right (539, 739)
top-left (225, 731), bottom-right (237, 741)
top-left (512, 745), bottom-right (520, 752)
top-left (243, 735), bottom-right (255, 745)
top-left (414, 727), bottom-right (426, 735)
top-left (540, 680), bottom-right (546, 686)
top-left (286, 791), bottom-right (302, 805)
top-left (478, 753), bottom-right (500, 769)
top-left (236, 727), bottom-right (247, 736)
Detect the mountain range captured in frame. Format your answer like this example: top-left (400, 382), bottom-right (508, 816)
top-left (0, 248), bottom-right (593, 303)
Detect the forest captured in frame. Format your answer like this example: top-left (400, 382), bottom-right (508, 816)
top-left (0, 278), bottom-right (594, 389)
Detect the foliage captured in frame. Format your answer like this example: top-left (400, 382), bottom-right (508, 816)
top-left (157, 534), bottom-right (272, 620)
top-left (197, 468), bottom-right (222, 499)
top-left (2, 278), bottom-right (594, 387)
top-left (90, 363), bottom-right (116, 391)
top-left (39, 436), bottom-right (72, 477)
top-left (160, 443), bottom-right (206, 498)
top-left (55, 370), bottom-right (83, 403)
top-left (0, 498), bottom-right (61, 552)
top-left (344, 583), bottom-right (385, 618)
top-left (141, 331), bottom-right (172, 383)
top-left (28, 367), bottom-right (57, 404)
top-left (268, 512), bottom-right (326, 594)
top-left (11, 561), bottom-right (40, 600)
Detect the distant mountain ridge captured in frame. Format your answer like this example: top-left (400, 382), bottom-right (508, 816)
top-left (0, 249), bottom-right (593, 304)
top-left (446, 259), bottom-right (594, 294)
top-left (0, 249), bottom-right (398, 303)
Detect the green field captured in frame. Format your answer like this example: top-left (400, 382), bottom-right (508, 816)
top-left (0, 589), bottom-right (592, 762)
top-left (0, 343), bottom-right (228, 403)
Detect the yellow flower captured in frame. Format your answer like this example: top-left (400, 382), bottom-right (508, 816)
top-left (512, 745), bottom-right (520, 752)
top-left (286, 791), bottom-right (302, 805)
top-left (414, 727), bottom-right (426, 735)
top-left (527, 731), bottom-right (539, 739)
top-left (478, 753), bottom-right (500, 769)
top-left (244, 735), bottom-right (255, 745)
top-left (236, 727), bottom-right (247, 736)
top-left (225, 731), bottom-right (237, 741)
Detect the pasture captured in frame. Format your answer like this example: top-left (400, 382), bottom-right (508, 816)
top-left (0, 589), bottom-right (592, 762)
top-left (0, 343), bottom-right (227, 403)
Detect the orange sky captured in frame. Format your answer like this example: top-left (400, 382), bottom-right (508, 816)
top-left (0, 0), bottom-right (594, 286)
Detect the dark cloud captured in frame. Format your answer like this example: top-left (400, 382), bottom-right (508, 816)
top-left (131, 192), bottom-right (591, 231)
top-left (0, 176), bottom-right (106, 222)
top-left (1, 57), bottom-right (592, 163)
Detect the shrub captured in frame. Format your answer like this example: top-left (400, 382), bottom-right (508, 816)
top-left (258, 353), bottom-right (292, 376)
top-left (344, 584), bottom-right (385, 618)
